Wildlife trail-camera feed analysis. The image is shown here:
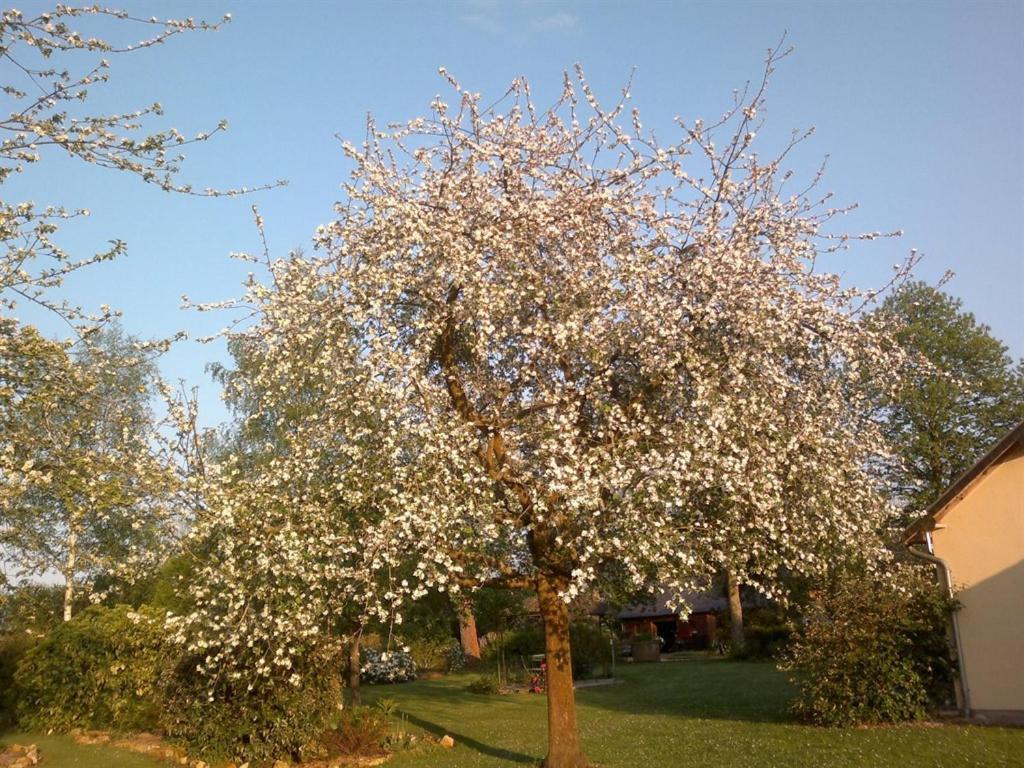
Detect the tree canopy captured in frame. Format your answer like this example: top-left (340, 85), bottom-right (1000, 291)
top-left (878, 281), bottom-right (1024, 517)
top-left (179, 52), bottom-right (913, 767)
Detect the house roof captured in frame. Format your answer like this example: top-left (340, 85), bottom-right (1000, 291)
top-left (903, 420), bottom-right (1024, 545)
top-left (617, 589), bottom-right (729, 619)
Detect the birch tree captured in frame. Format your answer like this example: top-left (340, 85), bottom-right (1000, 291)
top-left (184, 49), bottom-right (910, 767)
top-left (0, 322), bottom-right (177, 619)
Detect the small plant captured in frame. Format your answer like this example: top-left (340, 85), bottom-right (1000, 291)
top-left (323, 706), bottom-right (390, 757)
top-left (467, 674), bottom-right (499, 695)
top-left (375, 697), bottom-right (399, 717)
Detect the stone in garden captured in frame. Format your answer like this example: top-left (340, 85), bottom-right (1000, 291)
top-left (439, 734), bottom-right (455, 748)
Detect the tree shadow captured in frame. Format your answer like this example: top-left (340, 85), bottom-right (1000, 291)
top-left (576, 658), bottom-right (797, 724)
top-left (399, 710), bottom-right (538, 764)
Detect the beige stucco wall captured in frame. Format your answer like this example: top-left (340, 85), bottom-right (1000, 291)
top-left (931, 442), bottom-right (1024, 714)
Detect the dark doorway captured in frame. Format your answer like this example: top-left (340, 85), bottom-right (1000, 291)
top-left (654, 619), bottom-right (677, 652)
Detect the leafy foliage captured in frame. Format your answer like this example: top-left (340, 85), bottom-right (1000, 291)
top-left (322, 706), bottom-right (390, 757)
top-left (14, 604), bottom-right (166, 732)
top-left (0, 323), bottom-right (179, 619)
top-left (878, 282), bottom-right (1024, 517)
top-left (162, 643), bottom-right (343, 763)
top-left (784, 568), bottom-right (957, 726)
top-left (467, 674), bottom-right (500, 695)
top-left (718, 608), bottom-right (792, 660)
top-left (0, 632), bottom-right (34, 726)
top-left (488, 622), bottom-right (612, 678)
top-left (404, 635), bottom-right (465, 672)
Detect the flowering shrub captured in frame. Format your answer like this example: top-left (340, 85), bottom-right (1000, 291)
top-left (445, 642), bottom-right (467, 673)
top-left (360, 648), bottom-right (417, 684)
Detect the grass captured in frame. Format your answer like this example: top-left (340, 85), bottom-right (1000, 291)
top-left (363, 659), bottom-right (1023, 768)
top-left (3, 659), bottom-right (1021, 767)
top-left (0, 731), bottom-right (167, 767)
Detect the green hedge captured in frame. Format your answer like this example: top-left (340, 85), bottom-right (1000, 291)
top-left (487, 622), bottom-right (613, 678)
top-left (162, 645), bottom-right (343, 763)
top-left (784, 568), bottom-right (957, 726)
top-left (0, 632), bottom-right (34, 726)
top-left (14, 604), bottom-right (165, 732)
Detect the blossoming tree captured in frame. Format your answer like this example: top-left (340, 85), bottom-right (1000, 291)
top-left (192, 49), bottom-right (909, 767)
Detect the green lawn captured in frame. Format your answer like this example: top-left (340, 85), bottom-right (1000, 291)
top-left (364, 659), bottom-right (1023, 768)
top-left (3, 659), bottom-right (1022, 767)
top-left (0, 731), bottom-right (167, 768)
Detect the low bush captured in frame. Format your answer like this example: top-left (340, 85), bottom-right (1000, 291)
top-left (322, 706), bottom-right (390, 756)
top-left (404, 635), bottom-right (464, 672)
top-left (14, 604), bottom-right (165, 732)
top-left (360, 648), bottom-right (417, 684)
top-left (783, 567), bottom-right (957, 726)
top-left (162, 644), bottom-right (343, 763)
top-left (487, 622), bottom-right (612, 678)
top-left (491, 624), bottom-right (544, 660)
top-left (569, 622), bottom-right (613, 678)
top-left (466, 674), bottom-right (499, 695)
top-left (0, 633), bottom-right (34, 726)
top-left (720, 608), bottom-right (791, 660)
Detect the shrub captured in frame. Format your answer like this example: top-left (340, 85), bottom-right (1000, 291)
top-left (569, 622), bottom-right (613, 678)
top-left (162, 645), bottom-right (343, 763)
top-left (783, 568), bottom-right (957, 726)
top-left (719, 608), bottom-right (792, 660)
top-left (322, 706), bottom-right (390, 756)
top-left (360, 648), bottom-right (417, 684)
top-left (0, 633), bottom-right (34, 726)
top-left (466, 674), bottom-right (499, 695)
top-left (492, 624), bottom-right (544, 660)
top-left (404, 636), bottom-right (464, 672)
top-left (14, 604), bottom-right (165, 732)
top-left (487, 622), bottom-right (612, 678)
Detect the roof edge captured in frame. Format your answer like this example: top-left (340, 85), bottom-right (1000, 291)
top-left (902, 420), bottom-right (1024, 545)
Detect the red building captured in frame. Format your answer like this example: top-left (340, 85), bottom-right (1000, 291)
top-left (618, 591), bottom-right (728, 651)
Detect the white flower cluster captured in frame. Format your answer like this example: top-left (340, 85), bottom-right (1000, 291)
top-left (360, 648), bottom-right (418, 685)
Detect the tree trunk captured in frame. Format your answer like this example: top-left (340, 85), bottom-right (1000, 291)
top-left (63, 528), bottom-right (78, 622)
top-left (536, 574), bottom-right (589, 768)
top-left (726, 568), bottom-right (745, 656)
top-left (455, 595), bottom-right (482, 665)
top-left (348, 626), bottom-right (362, 705)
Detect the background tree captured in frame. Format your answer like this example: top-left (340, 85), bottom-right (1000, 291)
top-left (0, 5), bottom-right (277, 618)
top-left (187, 49), bottom-right (912, 768)
top-left (877, 281), bottom-right (1024, 518)
top-left (0, 5), bottom-right (277, 325)
top-left (0, 322), bottom-right (177, 620)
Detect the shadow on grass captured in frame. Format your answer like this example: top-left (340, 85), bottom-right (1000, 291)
top-left (399, 711), bottom-right (537, 764)
top-left (577, 658), bottom-right (797, 724)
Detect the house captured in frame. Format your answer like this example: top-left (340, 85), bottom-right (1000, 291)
top-left (618, 590), bottom-right (734, 651)
top-left (904, 420), bottom-right (1024, 725)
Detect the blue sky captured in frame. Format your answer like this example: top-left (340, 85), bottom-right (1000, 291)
top-left (12, 0), bottom-right (1024, 427)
